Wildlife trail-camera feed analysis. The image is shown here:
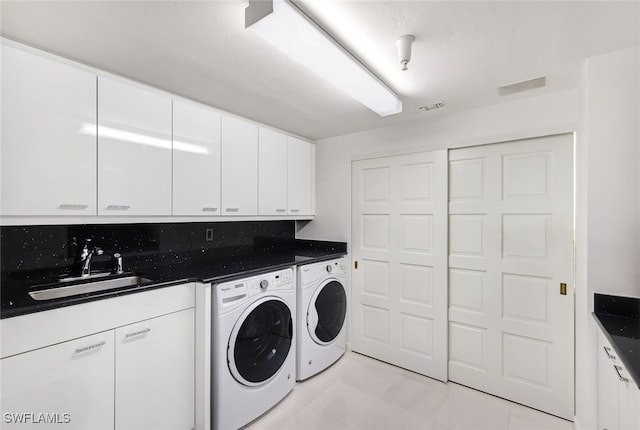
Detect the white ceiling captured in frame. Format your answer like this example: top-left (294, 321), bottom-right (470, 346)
top-left (1, 1), bottom-right (638, 140)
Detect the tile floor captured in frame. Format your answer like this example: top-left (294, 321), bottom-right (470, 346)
top-left (245, 351), bottom-right (574, 430)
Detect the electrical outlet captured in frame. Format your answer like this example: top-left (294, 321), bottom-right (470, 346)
top-left (205, 228), bottom-right (214, 242)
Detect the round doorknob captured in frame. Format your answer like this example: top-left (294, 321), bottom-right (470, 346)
top-left (260, 279), bottom-right (269, 290)
top-left (326, 265), bottom-right (333, 273)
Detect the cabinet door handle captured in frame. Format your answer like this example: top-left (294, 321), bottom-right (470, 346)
top-left (603, 346), bottom-right (616, 360)
top-left (75, 340), bottom-right (106, 354)
top-left (276, 209), bottom-right (286, 213)
top-left (202, 207), bottom-right (218, 212)
top-left (290, 209), bottom-right (300, 213)
top-left (613, 365), bottom-right (630, 382)
top-left (225, 208), bottom-right (239, 213)
top-left (105, 205), bottom-right (130, 211)
top-left (125, 327), bottom-right (151, 339)
top-left (59, 204), bottom-right (89, 210)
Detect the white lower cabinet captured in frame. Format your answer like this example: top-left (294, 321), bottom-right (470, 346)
top-left (597, 331), bottom-right (640, 430)
top-left (1, 332), bottom-right (115, 430)
top-left (115, 309), bottom-right (195, 430)
top-left (0, 284), bottom-right (195, 430)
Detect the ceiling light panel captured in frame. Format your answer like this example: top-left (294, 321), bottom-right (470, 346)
top-left (246, 0), bottom-right (402, 117)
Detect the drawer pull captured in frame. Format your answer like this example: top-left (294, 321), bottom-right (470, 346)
top-left (290, 209), bottom-right (300, 213)
top-left (225, 208), bottom-right (239, 213)
top-left (75, 340), bottom-right (106, 354)
top-left (603, 346), bottom-right (616, 360)
top-left (276, 209), bottom-right (286, 213)
top-left (106, 205), bottom-right (130, 211)
top-left (613, 365), bottom-right (629, 382)
top-left (125, 327), bottom-right (151, 338)
top-left (202, 207), bottom-right (218, 212)
top-left (59, 204), bottom-right (88, 210)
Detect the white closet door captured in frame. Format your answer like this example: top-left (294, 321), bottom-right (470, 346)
top-left (351, 150), bottom-right (448, 381)
top-left (448, 134), bottom-right (574, 419)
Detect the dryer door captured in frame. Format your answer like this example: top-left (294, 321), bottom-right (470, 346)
top-left (308, 279), bottom-right (347, 345)
top-left (228, 297), bottom-right (293, 386)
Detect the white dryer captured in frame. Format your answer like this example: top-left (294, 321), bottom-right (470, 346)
top-left (296, 257), bottom-right (348, 381)
top-left (212, 268), bottom-right (296, 429)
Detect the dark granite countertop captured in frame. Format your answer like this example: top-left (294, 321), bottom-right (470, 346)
top-left (593, 293), bottom-right (640, 388)
top-left (1, 239), bottom-right (347, 320)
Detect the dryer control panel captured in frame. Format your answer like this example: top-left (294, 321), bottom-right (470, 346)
top-left (299, 257), bottom-right (346, 287)
top-left (216, 268), bottom-right (294, 309)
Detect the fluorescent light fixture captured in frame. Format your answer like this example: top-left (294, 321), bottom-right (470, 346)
top-left (79, 124), bottom-right (211, 155)
top-left (245, 0), bottom-right (402, 117)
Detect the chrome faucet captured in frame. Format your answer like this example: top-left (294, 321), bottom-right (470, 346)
top-left (77, 238), bottom-right (103, 277)
top-left (68, 238), bottom-right (124, 278)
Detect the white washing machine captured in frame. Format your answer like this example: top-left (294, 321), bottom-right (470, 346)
top-left (296, 257), bottom-right (348, 381)
top-left (212, 268), bottom-right (296, 429)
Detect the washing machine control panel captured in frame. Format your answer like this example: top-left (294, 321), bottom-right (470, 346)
top-left (217, 268), bottom-right (294, 306)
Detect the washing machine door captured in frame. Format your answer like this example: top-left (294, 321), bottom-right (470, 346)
top-left (228, 296), bottom-right (293, 386)
top-left (307, 279), bottom-right (347, 345)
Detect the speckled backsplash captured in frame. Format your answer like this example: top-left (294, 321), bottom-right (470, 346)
top-left (1, 221), bottom-right (294, 279)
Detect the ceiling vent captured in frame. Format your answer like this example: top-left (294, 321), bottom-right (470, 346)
top-left (418, 102), bottom-right (446, 112)
top-left (497, 76), bottom-right (546, 96)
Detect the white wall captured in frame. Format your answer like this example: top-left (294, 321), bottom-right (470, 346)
top-left (584, 46), bottom-right (640, 298)
top-left (299, 45), bottom-right (639, 428)
top-left (299, 89), bottom-right (580, 244)
top-left (575, 45), bottom-right (640, 430)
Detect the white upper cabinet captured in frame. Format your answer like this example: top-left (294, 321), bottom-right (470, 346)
top-left (1, 43), bottom-right (314, 221)
top-left (1, 45), bottom-right (97, 216)
top-left (221, 116), bottom-right (258, 216)
top-left (287, 137), bottom-right (314, 215)
top-left (258, 128), bottom-right (288, 215)
top-left (173, 101), bottom-right (221, 216)
top-left (97, 77), bottom-right (172, 216)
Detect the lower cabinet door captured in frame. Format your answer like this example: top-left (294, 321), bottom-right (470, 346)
top-left (598, 334), bottom-right (620, 430)
top-left (0, 332), bottom-right (115, 430)
top-left (115, 308), bottom-right (195, 430)
top-left (618, 366), bottom-right (640, 430)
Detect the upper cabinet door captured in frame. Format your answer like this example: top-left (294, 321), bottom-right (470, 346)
top-left (173, 101), bottom-right (221, 216)
top-left (287, 137), bottom-right (314, 216)
top-left (1, 45), bottom-right (97, 216)
top-left (97, 77), bottom-right (172, 216)
top-left (258, 128), bottom-right (288, 216)
top-left (221, 116), bottom-right (258, 216)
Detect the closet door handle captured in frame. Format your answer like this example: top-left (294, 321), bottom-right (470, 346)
top-left (276, 209), bottom-right (286, 213)
top-left (290, 209), bottom-right (300, 213)
top-left (225, 208), bottom-right (239, 213)
top-left (202, 207), bottom-right (218, 212)
top-left (105, 205), bottom-right (130, 211)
